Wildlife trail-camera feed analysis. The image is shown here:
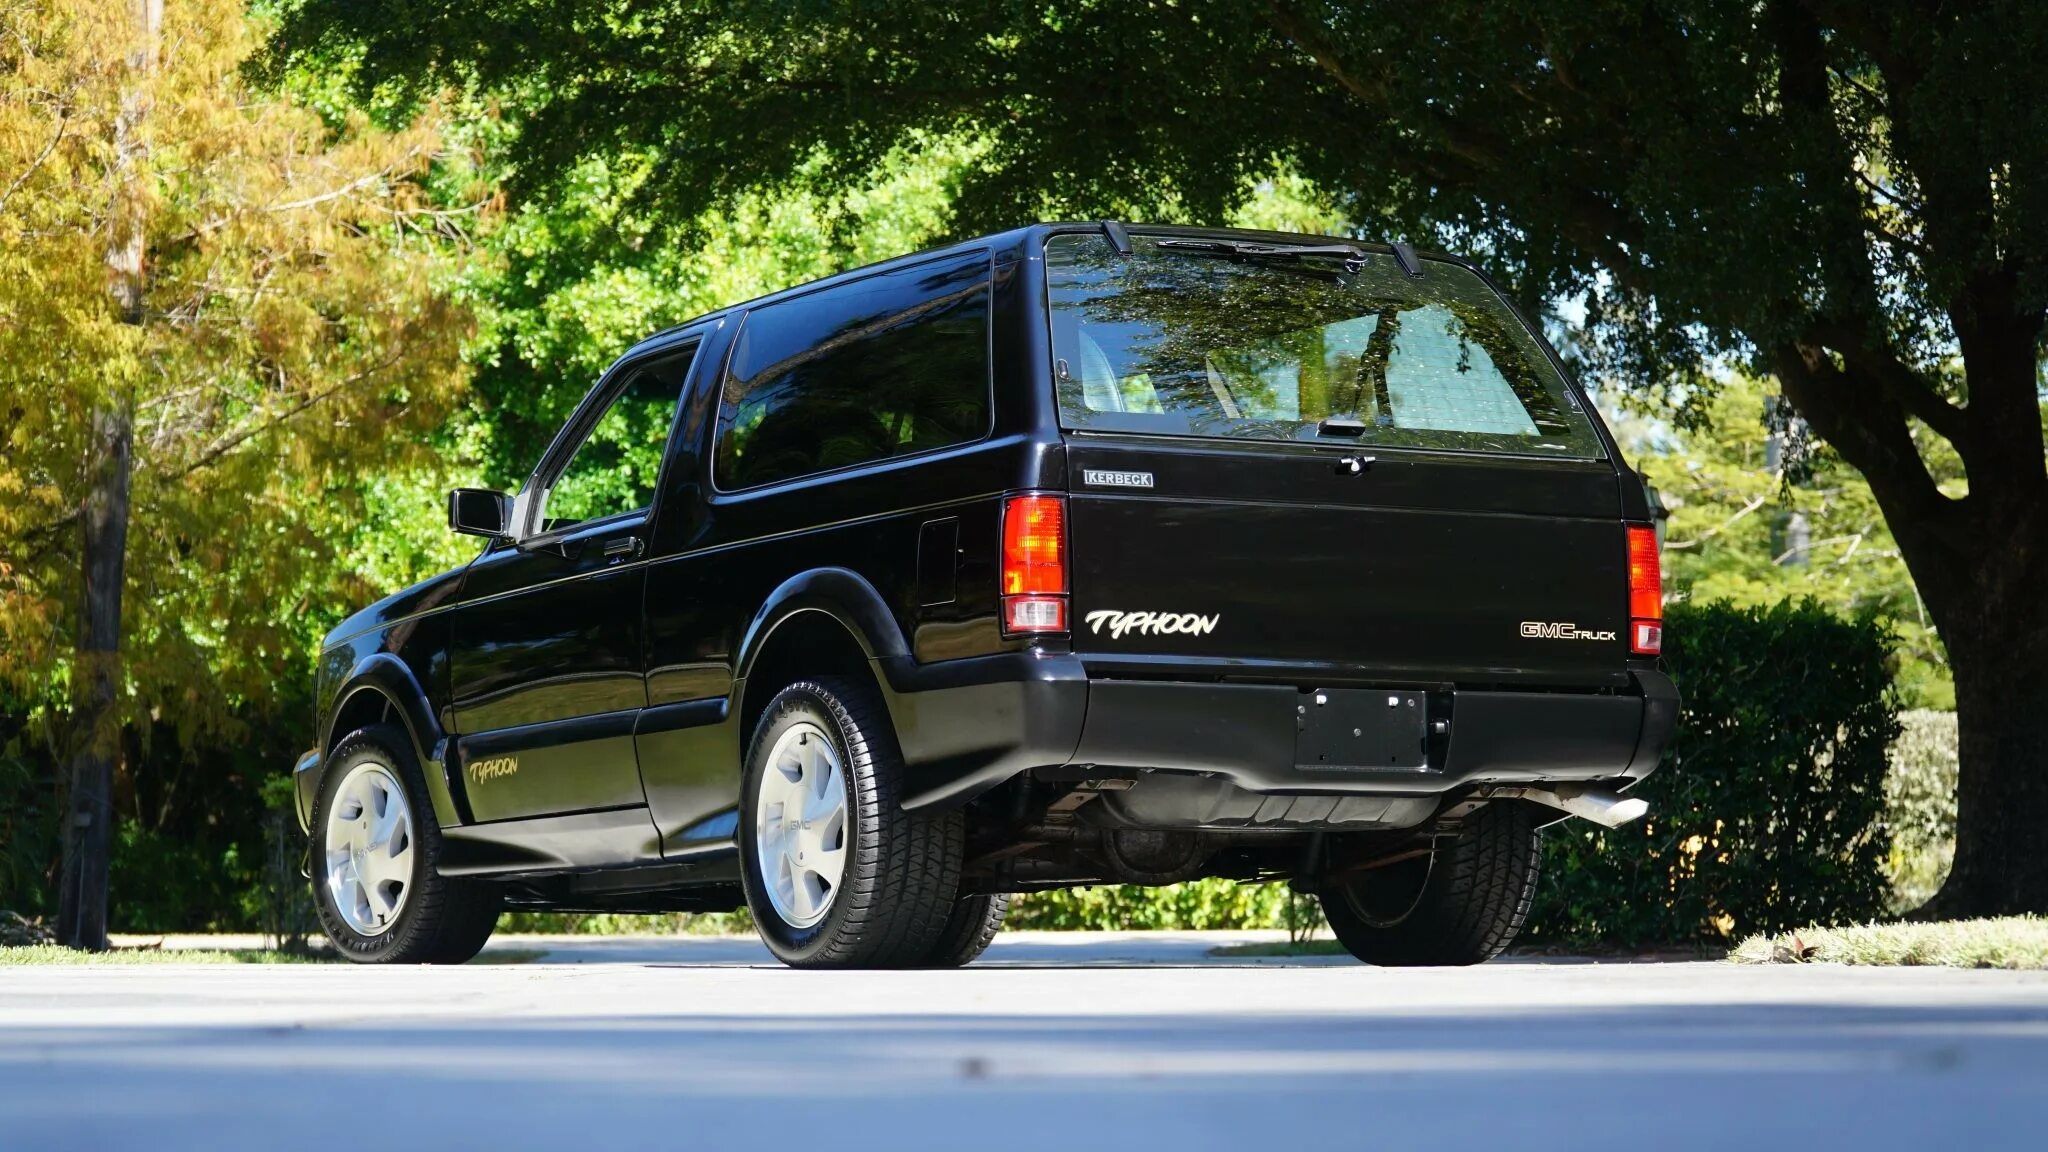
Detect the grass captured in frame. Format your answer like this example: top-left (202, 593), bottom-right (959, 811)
top-left (1208, 938), bottom-right (1350, 958)
top-left (0, 945), bottom-right (334, 965)
top-left (0, 944), bottom-right (546, 965)
top-left (1731, 916), bottom-right (2048, 970)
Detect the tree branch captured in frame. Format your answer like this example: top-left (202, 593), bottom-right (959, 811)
top-left (1806, 321), bottom-right (1970, 447)
top-left (165, 351), bottom-right (406, 482)
top-left (0, 108), bottom-right (69, 216)
top-left (1772, 340), bottom-right (1966, 593)
top-left (17, 351), bottom-right (407, 544)
top-left (1262, 1), bottom-right (1651, 293)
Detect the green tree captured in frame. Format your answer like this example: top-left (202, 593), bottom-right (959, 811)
top-left (277, 0), bottom-right (2048, 916)
top-left (1612, 375), bottom-right (1960, 708)
top-left (0, 0), bottom-right (473, 946)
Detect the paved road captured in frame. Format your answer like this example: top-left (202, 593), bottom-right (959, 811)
top-left (5, 932), bottom-right (2046, 1151)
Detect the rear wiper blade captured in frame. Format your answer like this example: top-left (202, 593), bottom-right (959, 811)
top-left (1154, 238), bottom-right (1370, 270)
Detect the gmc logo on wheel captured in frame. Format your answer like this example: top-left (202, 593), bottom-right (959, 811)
top-left (1519, 621), bottom-right (1618, 642)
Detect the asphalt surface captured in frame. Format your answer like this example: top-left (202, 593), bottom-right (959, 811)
top-left (5, 931), bottom-right (2047, 1151)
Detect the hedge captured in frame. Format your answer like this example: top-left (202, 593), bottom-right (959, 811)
top-left (1884, 710), bottom-right (1958, 912)
top-left (1523, 599), bottom-right (1899, 947)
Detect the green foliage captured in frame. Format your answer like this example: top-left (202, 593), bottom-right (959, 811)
top-left (497, 909), bottom-right (754, 936)
top-left (0, 721), bottom-right (58, 918)
top-left (1007, 879), bottom-right (1300, 932)
top-left (1886, 710), bottom-right (1959, 912)
top-left (1526, 600), bottom-right (1900, 948)
top-left (1609, 375), bottom-right (1960, 708)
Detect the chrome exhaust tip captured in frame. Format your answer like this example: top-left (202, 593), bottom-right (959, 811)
top-left (1487, 784), bottom-right (1649, 828)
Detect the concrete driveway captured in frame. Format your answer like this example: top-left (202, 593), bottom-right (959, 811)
top-left (4, 932), bottom-right (2046, 1151)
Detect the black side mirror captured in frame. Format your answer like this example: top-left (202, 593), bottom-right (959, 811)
top-left (448, 488), bottom-right (513, 539)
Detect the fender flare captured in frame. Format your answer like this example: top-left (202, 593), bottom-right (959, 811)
top-left (317, 653), bottom-right (463, 829)
top-left (731, 567), bottom-right (910, 687)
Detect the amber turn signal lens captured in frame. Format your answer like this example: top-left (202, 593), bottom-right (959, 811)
top-left (1627, 524), bottom-right (1662, 655)
top-left (1002, 494), bottom-right (1067, 635)
top-left (1002, 494), bottom-right (1066, 596)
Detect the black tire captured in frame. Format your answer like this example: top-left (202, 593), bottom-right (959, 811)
top-left (920, 894), bottom-right (1010, 967)
top-left (1320, 801), bottom-right (1541, 966)
top-left (311, 724), bottom-right (501, 964)
top-left (738, 678), bottom-right (963, 968)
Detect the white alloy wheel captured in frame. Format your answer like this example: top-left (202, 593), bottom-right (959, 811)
top-left (752, 720), bottom-right (850, 929)
top-left (322, 760), bottom-right (416, 937)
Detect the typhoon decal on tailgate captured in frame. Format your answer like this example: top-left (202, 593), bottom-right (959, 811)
top-left (1085, 610), bottom-right (1220, 639)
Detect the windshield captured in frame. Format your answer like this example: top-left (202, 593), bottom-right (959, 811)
top-left (1045, 233), bottom-right (1604, 458)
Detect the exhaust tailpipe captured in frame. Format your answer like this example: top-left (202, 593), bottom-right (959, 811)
top-left (1487, 784), bottom-right (1649, 828)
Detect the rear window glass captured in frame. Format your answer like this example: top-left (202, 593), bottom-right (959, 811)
top-left (1045, 233), bottom-right (1602, 458)
top-left (715, 251), bottom-right (992, 490)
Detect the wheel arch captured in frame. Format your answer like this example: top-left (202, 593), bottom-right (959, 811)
top-left (732, 568), bottom-right (907, 750)
top-left (315, 653), bottom-right (463, 830)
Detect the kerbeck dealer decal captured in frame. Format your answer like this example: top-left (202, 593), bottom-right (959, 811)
top-left (1518, 621), bottom-right (1618, 642)
top-left (1085, 610), bottom-right (1219, 639)
top-left (1081, 469), bottom-right (1154, 489)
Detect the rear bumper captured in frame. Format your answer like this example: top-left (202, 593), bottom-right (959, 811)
top-left (889, 651), bottom-right (1677, 810)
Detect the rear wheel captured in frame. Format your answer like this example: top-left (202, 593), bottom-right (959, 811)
top-left (920, 894), bottom-right (1010, 967)
top-left (1320, 801), bottom-right (1540, 966)
top-left (312, 724), bottom-right (501, 964)
top-left (738, 678), bottom-right (963, 968)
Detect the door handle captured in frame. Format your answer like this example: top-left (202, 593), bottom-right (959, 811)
top-left (603, 536), bottom-right (644, 560)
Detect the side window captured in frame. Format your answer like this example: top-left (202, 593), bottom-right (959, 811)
top-left (537, 349), bottom-right (695, 532)
top-left (714, 251), bottom-right (991, 490)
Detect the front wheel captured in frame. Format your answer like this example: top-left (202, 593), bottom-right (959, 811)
top-left (1319, 801), bottom-right (1541, 966)
top-left (738, 678), bottom-right (963, 968)
top-left (311, 724), bottom-right (501, 963)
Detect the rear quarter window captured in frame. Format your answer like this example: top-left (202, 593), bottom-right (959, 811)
top-left (714, 250), bottom-right (993, 490)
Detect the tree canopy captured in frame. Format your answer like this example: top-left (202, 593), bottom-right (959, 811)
top-left (0, 0), bottom-right (475, 939)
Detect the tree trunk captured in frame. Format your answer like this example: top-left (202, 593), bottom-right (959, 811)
top-left (1919, 613), bottom-right (2048, 918)
top-left (56, 410), bottom-right (132, 951)
top-left (56, 0), bottom-right (158, 951)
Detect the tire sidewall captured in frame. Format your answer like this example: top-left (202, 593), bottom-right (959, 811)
top-left (311, 724), bottom-right (438, 962)
top-left (738, 683), bottom-right (863, 964)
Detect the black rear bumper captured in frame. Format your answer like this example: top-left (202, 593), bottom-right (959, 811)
top-left (886, 651), bottom-right (1677, 811)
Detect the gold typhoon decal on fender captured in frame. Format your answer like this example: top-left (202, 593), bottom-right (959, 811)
top-left (1085, 609), bottom-right (1220, 640)
top-left (1518, 621), bottom-right (1618, 642)
top-left (467, 756), bottom-right (519, 785)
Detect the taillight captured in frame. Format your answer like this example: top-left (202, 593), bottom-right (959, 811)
top-left (1627, 524), bottom-right (1663, 655)
top-left (1002, 494), bottom-right (1067, 634)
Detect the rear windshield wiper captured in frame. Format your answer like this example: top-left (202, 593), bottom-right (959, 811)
top-left (1154, 238), bottom-right (1371, 271)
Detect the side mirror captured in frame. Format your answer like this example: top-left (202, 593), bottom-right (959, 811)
top-left (448, 488), bottom-right (513, 539)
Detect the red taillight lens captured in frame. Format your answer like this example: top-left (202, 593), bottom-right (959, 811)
top-left (1002, 494), bottom-right (1067, 633)
top-left (1627, 524), bottom-right (1663, 655)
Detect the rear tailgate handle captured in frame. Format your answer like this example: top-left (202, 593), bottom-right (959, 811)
top-left (604, 535), bottom-right (645, 560)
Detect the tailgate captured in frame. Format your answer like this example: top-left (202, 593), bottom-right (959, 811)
top-left (1065, 436), bottom-right (1631, 687)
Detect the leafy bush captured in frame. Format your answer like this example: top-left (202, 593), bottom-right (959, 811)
top-left (0, 744), bottom-right (58, 922)
top-left (1885, 710), bottom-right (1957, 911)
top-left (1524, 600), bottom-right (1899, 948)
top-left (498, 910), bottom-right (755, 935)
top-left (1008, 878), bottom-right (1302, 931)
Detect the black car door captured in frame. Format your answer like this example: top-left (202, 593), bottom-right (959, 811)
top-left (447, 338), bottom-right (700, 823)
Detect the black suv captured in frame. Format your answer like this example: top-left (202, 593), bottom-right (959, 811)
top-left (297, 223), bottom-right (1676, 968)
